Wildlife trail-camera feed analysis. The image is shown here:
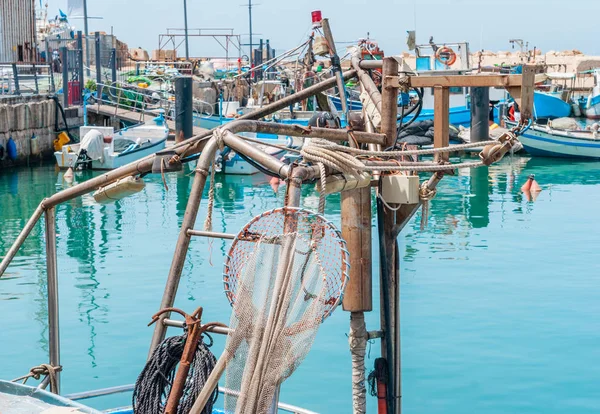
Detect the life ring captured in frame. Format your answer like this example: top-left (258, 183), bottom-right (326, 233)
top-left (436, 46), bottom-right (457, 66)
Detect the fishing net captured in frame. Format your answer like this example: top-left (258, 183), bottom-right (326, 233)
top-left (221, 207), bottom-right (349, 414)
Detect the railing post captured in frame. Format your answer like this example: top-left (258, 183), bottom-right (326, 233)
top-left (77, 31), bottom-right (84, 89)
top-left (111, 48), bottom-right (117, 84)
top-left (95, 32), bottom-right (102, 101)
top-left (45, 207), bottom-right (61, 394)
top-left (12, 63), bottom-right (20, 95)
top-left (61, 47), bottom-right (69, 108)
top-left (33, 64), bottom-right (39, 94)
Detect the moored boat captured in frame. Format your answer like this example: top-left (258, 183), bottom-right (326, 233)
top-left (507, 119), bottom-right (600, 159)
top-left (54, 115), bottom-right (169, 170)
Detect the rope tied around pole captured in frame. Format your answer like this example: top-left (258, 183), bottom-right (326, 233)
top-left (12, 364), bottom-right (62, 394)
top-left (419, 182), bottom-right (437, 230)
top-left (202, 129), bottom-right (226, 233)
top-left (349, 312), bottom-right (368, 414)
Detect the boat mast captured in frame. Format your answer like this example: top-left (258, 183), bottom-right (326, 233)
top-left (248, 0), bottom-right (253, 61)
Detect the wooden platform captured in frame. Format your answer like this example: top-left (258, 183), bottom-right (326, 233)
top-left (87, 104), bottom-right (209, 136)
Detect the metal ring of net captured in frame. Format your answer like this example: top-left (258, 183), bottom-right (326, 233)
top-left (223, 207), bottom-right (350, 322)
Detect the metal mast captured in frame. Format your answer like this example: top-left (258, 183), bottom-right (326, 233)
top-left (248, 0), bottom-right (253, 58)
top-left (183, 0), bottom-right (189, 60)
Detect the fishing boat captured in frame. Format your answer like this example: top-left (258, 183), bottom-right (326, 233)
top-left (54, 115), bottom-right (169, 170)
top-left (532, 91), bottom-right (572, 119)
top-left (506, 119), bottom-right (600, 159)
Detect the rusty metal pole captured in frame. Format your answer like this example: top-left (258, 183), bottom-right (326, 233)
top-left (45, 207), bottom-right (60, 393)
top-left (148, 138), bottom-right (220, 354)
top-left (379, 56), bottom-right (401, 414)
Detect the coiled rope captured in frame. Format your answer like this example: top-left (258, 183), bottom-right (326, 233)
top-left (300, 138), bottom-right (493, 173)
top-left (133, 331), bottom-right (217, 414)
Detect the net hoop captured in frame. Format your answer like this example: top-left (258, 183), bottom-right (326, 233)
top-left (223, 207), bottom-right (350, 321)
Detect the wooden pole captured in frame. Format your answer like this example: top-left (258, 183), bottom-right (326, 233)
top-left (342, 110), bottom-right (372, 413)
top-left (433, 86), bottom-right (450, 162)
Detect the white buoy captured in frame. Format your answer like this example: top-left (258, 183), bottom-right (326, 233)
top-left (63, 167), bottom-right (74, 183)
top-left (93, 176), bottom-right (146, 204)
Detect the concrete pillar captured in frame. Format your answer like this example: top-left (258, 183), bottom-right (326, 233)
top-left (470, 87), bottom-right (490, 143)
top-left (175, 76), bottom-right (193, 143)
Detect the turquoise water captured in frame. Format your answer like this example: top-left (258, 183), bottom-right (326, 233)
top-left (1, 156), bottom-right (600, 413)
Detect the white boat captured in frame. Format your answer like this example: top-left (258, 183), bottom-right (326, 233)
top-left (579, 69), bottom-right (600, 119)
top-left (507, 120), bottom-right (600, 159)
top-left (54, 116), bottom-right (169, 170)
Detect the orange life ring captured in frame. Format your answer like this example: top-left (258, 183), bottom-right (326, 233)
top-left (436, 46), bottom-right (457, 66)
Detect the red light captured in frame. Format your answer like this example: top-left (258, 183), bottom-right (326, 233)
top-left (311, 10), bottom-right (322, 25)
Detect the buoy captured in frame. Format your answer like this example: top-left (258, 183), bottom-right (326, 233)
top-left (63, 167), bottom-right (74, 184)
top-left (93, 176), bottom-right (145, 203)
top-left (6, 137), bottom-right (17, 161)
top-left (520, 174), bottom-right (534, 192)
top-left (30, 134), bottom-right (40, 156)
top-left (530, 176), bottom-right (542, 193)
top-left (269, 176), bottom-right (280, 193)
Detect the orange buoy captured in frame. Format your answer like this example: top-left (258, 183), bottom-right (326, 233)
top-left (520, 175), bottom-right (533, 192)
top-left (530, 176), bottom-right (542, 193)
top-left (269, 176), bottom-right (280, 193)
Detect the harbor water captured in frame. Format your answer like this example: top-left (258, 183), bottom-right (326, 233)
top-left (1, 156), bottom-right (600, 413)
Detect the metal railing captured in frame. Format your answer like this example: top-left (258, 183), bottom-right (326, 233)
top-left (0, 63), bottom-right (55, 96)
top-left (94, 81), bottom-right (214, 125)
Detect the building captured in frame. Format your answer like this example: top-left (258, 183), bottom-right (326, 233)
top-left (0, 0), bottom-right (37, 62)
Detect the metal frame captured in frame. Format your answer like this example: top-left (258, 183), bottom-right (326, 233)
top-left (158, 28), bottom-right (242, 63)
top-left (0, 54), bottom-right (535, 414)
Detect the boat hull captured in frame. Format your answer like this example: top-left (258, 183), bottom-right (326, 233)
top-left (509, 123), bottom-right (600, 159)
top-left (533, 92), bottom-right (572, 119)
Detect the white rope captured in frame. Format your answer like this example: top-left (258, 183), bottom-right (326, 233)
top-left (300, 139), bottom-right (486, 173)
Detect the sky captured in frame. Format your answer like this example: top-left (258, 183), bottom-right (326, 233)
top-left (46, 0), bottom-right (600, 58)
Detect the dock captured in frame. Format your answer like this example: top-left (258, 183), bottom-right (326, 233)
top-left (86, 103), bottom-right (209, 136)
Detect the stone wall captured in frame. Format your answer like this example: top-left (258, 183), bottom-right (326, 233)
top-left (0, 95), bottom-right (81, 169)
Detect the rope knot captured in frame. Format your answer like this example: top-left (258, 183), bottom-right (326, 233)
top-left (213, 128), bottom-right (226, 151)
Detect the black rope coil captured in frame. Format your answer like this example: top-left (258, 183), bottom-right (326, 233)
top-left (133, 331), bottom-right (218, 414)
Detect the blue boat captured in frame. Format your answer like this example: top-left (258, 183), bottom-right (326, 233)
top-left (532, 91), bottom-right (572, 119)
top-left (328, 91), bottom-right (472, 127)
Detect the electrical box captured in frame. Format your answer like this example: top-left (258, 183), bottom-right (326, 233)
top-left (381, 175), bottom-right (419, 204)
top-left (313, 37), bottom-right (330, 56)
